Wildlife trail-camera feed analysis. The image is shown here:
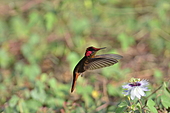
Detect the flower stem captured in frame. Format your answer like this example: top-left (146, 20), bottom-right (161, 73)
top-left (146, 84), bottom-right (162, 100)
top-left (127, 97), bottom-right (135, 113)
top-left (138, 99), bottom-right (143, 113)
top-left (142, 84), bottom-right (163, 109)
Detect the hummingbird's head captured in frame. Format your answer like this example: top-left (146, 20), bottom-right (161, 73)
top-left (85, 46), bottom-right (106, 57)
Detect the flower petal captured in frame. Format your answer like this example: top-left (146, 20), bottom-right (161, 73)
top-left (137, 87), bottom-right (145, 96)
top-left (130, 88), bottom-right (137, 100)
top-left (122, 79), bottom-right (150, 100)
top-left (123, 90), bottom-right (130, 95)
top-left (141, 87), bottom-right (150, 91)
top-left (140, 80), bottom-right (149, 86)
top-left (134, 87), bottom-right (142, 99)
top-left (122, 84), bottom-right (132, 89)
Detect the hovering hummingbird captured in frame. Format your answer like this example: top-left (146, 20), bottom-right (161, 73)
top-left (71, 46), bottom-right (123, 93)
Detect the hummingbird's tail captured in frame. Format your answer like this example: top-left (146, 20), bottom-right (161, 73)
top-left (71, 72), bottom-right (79, 93)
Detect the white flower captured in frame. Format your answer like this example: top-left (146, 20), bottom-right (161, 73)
top-left (122, 79), bottom-right (150, 100)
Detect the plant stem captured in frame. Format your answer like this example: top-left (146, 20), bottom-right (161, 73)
top-left (142, 84), bottom-right (163, 109)
top-left (146, 84), bottom-right (162, 100)
top-left (138, 99), bottom-right (143, 113)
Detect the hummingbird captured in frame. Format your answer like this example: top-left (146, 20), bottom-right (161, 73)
top-left (71, 46), bottom-right (123, 93)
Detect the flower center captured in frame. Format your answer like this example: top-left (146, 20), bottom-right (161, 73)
top-left (129, 82), bottom-right (141, 87)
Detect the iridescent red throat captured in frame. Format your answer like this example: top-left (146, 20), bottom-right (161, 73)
top-left (85, 51), bottom-right (92, 57)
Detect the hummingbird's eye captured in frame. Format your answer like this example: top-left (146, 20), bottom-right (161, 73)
top-left (87, 47), bottom-right (94, 51)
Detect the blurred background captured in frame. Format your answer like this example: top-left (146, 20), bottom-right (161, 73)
top-left (0, 0), bottom-right (170, 112)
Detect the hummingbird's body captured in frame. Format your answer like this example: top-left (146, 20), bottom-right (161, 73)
top-left (71, 46), bottom-right (123, 93)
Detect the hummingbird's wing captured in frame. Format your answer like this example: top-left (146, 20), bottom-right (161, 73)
top-left (85, 54), bottom-right (123, 70)
top-left (95, 54), bottom-right (123, 59)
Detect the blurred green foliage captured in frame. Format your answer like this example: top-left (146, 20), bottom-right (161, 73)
top-left (0, 0), bottom-right (170, 112)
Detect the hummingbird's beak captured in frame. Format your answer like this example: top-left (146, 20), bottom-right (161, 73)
top-left (96, 47), bottom-right (106, 51)
top-left (99, 47), bottom-right (106, 50)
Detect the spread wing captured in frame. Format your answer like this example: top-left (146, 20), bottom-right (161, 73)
top-left (95, 54), bottom-right (123, 59)
top-left (85, 54), bottom-right (123, 70)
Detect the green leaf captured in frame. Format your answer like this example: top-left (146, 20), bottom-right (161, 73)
top-left (9, 95), bottom-right (19, 107)
top-left (74, 106), bottom-right (86, 113)
top-left (45, 96), bottom-right (57, 107)
top-left (77, 84), bottom-right (93, 95)
top-left (0, 49), bottom-right (13, 68)
top-left (25, 99), bottom-right (42, 111)
top-left (101, 65), bottom-right (117, 78)
top-left (10, 16), bottom-right (28, 37)
top-left (23, 64), bottom-right (41, 80)
top-left (147, 99), bottom-right (158, 113)
top-left (40, 73), bottom-right (48, 83)
top-left (56, 98), bottom-right (65, 107)
top-left (161, 95), bottom-right (170, 108)
top-left (21, 34), bottom-right (41, 64)
top-left (117, 33), bottom-right (135, 51)
top-left (70, 18), bottom-right (90, 34)
top-left (0, 19), bottom-right (8, 42)
top-left (45, 12), bottom-right (56, 31)
top-left (161, 82), bottom-right (170, 108)
top-left (107, 84), bottom-right (120, 96)
top-left (4, 108), bottom-right (15, 113)
top-left (115, 106), bottom-right (127, 113)
top-left (82, 93), bottom-right (93, 107)
top-left (150, 37), bottom-right (165, 54)
top-left (48, 78), bottom-right (57, 89)
top-left (116, 101), bottom-right (127, 112)
top-left (154, 70), bottom-right (163, 79)
top-left (28, 12), bottom-right (41, 28)
top-left (118, 101), bottom-right (128, 108)
top-left (30, 88), bottom-right (46, 103)
top-left (67, 52), bottom-right (80, 71)
top-left (28, 34), bottom-right (40, 46)
top-left (17, 99), bottom-right (29, 113)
